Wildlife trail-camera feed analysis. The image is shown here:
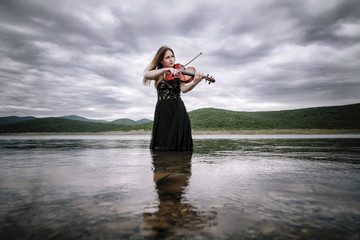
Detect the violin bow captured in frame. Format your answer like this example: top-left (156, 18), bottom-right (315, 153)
top-left (183, 52), bottom-right (202, 67)
top-left (183, 52), bottom-right (215, 84)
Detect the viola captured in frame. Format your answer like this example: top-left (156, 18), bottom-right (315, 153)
top-left (165, 63), bottom-right (216, 84)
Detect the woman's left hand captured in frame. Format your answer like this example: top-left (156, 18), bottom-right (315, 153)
top-left (193, 71), bottom-right (204, 84)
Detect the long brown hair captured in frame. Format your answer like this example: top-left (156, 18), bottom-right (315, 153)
top-left (143, 46), bottom-right (175, 87)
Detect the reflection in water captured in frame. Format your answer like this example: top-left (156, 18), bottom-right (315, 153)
top-left (143, 151), bottom-right (216, 239)
top-left (1, 136), bottom-right (359, 239)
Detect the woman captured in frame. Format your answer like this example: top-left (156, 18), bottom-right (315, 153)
top-left (143, 46), bottom-right (204, 151)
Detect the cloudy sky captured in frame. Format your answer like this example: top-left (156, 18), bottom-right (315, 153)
top-left (1, 0), bottom-right (359, 121)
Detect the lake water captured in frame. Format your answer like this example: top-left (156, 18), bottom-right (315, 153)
top-left (0, 135), bottom-right (359, 239)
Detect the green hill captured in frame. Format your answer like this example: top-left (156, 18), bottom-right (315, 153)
top-left (0, 103), bottom-right (359, 133)
top-left (58, 115), bottom-right (108, 123)
top-left (111, 118), bottom-right (136, 125)
top-left (0, 118), bottom-right (129, 133)
top-left (111, 118), bottom-right (152, 125)
top-left (189, 103), bottom-right (360, 130)
top-left (136, 118), bottom-right (152, 125)
top-left (0, 116), bottom-right (36, 126)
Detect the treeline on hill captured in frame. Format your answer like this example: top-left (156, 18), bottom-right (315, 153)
top-left (189, 103), bottom-right (360, 130)
top-left (0, 118), bottom-right (152, 133)
top-left (0, 103), bottom-right (359, 133)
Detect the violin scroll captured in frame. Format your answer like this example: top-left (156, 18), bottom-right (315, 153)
top-left (202, 73), bottom-right (216, 84)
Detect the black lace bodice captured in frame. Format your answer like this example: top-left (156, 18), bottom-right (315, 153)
top-left (157, 79), bottom-right (181, 101)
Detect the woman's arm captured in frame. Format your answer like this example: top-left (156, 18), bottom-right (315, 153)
top-left (180, 72), bottom-right (204, 93)
top-left (144, 68), bottom-right (178, 80)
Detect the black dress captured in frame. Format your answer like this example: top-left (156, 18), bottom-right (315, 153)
top-left (150, 79), bottom-right (194, 151)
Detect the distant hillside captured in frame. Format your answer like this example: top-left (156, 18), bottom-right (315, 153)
top-left (111, 118), bottom-right (136, 125)
top-left (0, 116), bottom-right (36, 126)
top-left (136, 118), bottom-right (152, 125)
top-left (0, 103), bottom-right (359, 133)
top-left (0, 118), bottom-right (129, 133)
top-left (111, 118), bottom-right (152, 125)
top-left (189, 103), bottom-right (360, 130)
top-left (59, 115), bottom-right (108, 123)
top-left (0, 115), bottom-right (151, 126)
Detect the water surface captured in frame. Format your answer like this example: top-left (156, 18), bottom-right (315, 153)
top-left (0, 135), bottom-right (359, 239)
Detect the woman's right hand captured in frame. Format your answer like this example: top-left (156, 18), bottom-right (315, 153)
top-left (144, 68), bottom-right (179, 80)
top-left (163, 68), bottom-right (179, 76)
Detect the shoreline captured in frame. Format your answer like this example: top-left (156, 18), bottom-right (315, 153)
top-left (1, 129), bottom-right (360, 136)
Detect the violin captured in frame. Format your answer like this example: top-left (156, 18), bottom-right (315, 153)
top-left (164, 52), bottom-right (216, 84)
top-left (165, 63), bottom-right (216, 84)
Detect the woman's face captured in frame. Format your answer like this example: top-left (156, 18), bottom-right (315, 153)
top-left (161, 50), bottom-right (175, 68)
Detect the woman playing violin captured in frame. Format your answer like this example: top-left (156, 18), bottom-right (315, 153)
top-left (143, 45), bottom-right (205, 151)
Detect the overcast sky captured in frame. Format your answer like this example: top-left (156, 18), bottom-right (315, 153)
top-left (1, 0), bottom-right (359, 121)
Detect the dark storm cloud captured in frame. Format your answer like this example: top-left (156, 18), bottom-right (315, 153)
top-left (298, 0), bottom-right (360, 46)
top-left (0, 0), bottom-right (359, 120)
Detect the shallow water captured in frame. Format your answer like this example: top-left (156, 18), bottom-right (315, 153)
top-left (0, 135), bottom-right (359, 239)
